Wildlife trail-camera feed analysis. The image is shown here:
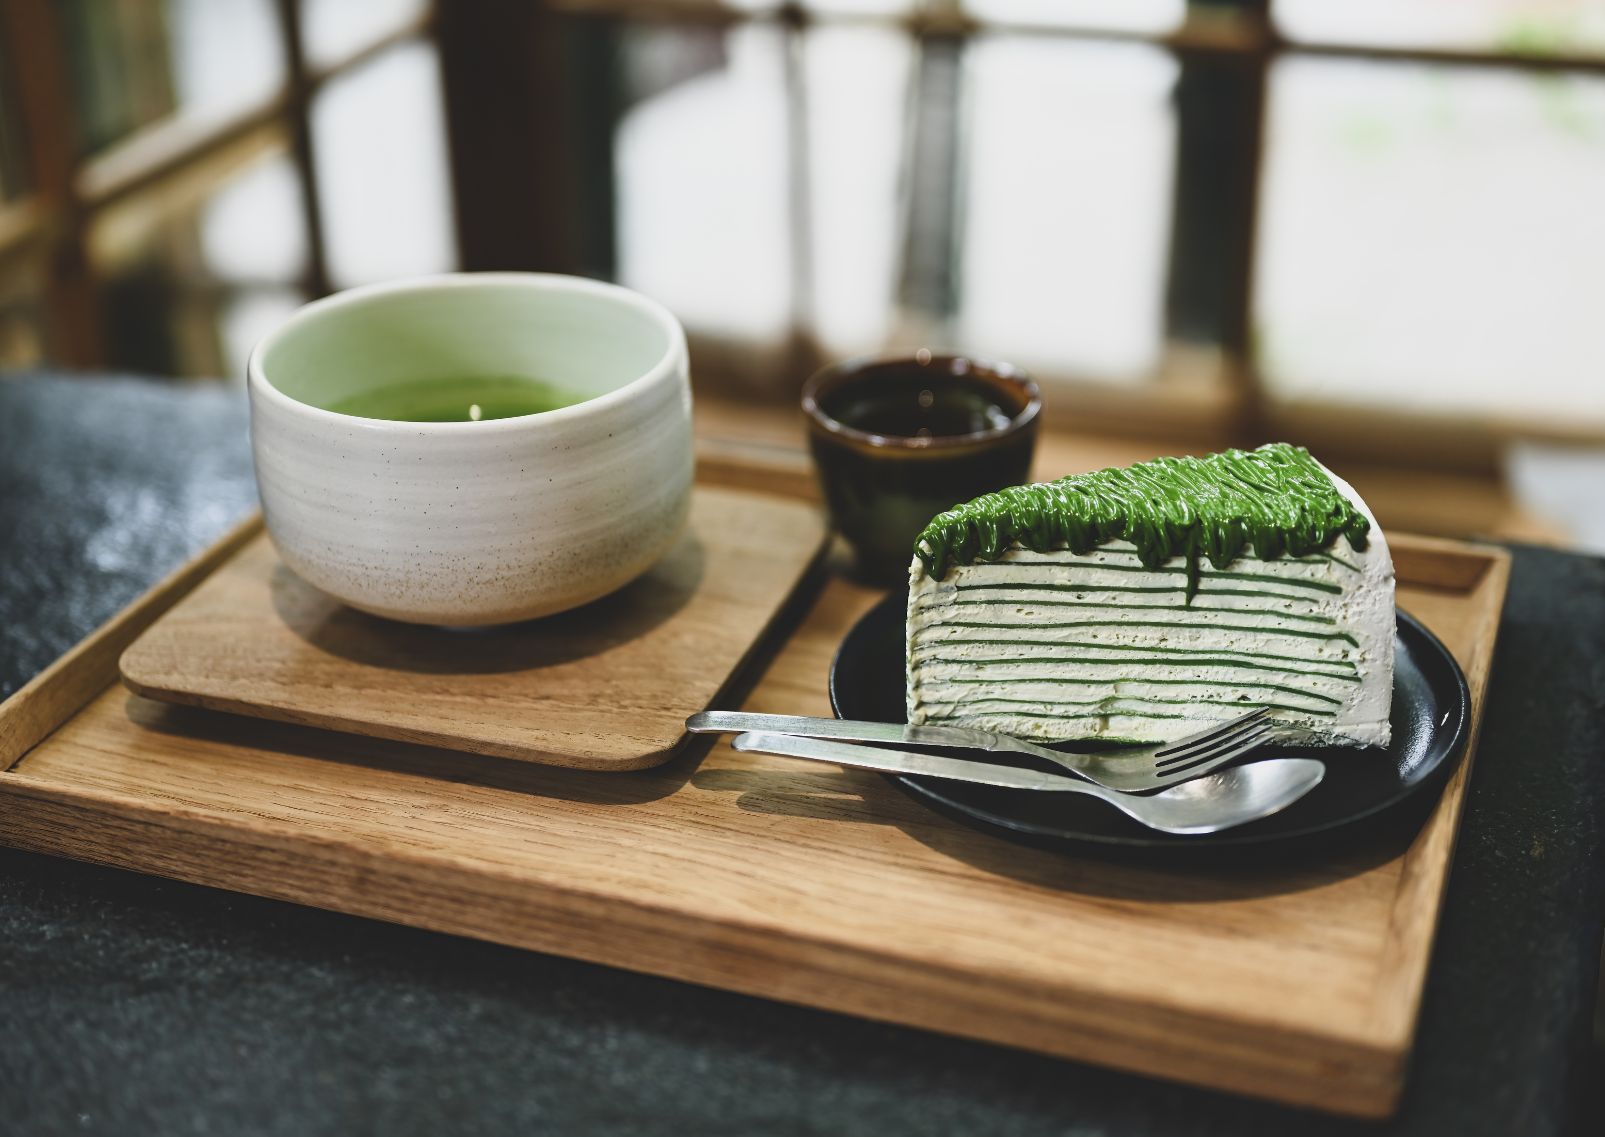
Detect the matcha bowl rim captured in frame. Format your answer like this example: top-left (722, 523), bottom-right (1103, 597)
top-left (246, 271), bottom-right (694, 626)
top-left (248, 271), bottom-right (685, 431)
top-left (801, 353), bottom-right (1042, 457)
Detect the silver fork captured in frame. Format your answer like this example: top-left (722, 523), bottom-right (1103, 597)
top-left (686, 707), bottom-right (1281, 794)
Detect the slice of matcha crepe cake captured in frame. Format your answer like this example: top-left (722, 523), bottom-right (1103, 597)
top-left (906, 443), bottom-right (1394, 748)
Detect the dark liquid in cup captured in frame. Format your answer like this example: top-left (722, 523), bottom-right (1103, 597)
top-left (820, 370), bottom-right (1015, 440)
top-left (805, 356), bottom-right (1039, 584)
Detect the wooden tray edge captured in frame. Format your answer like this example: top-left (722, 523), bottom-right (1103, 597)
top-left (0, 513), bottom-right (264, 773)
top-left (1391, 532), bottom-right (1509, 592)
top-left (1365, 543), bottom-right (1511, 1078)
top-left (0, 771), bottom-right (1404, 1118)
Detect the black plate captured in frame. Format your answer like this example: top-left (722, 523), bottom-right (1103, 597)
top-left (829, 594), bottom-right (1472, 852)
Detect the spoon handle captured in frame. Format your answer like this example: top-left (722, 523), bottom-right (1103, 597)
top-left (728, 732), bottom-right (1101, 796)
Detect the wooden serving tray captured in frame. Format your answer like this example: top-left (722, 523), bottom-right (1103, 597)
top-left (0, 515), bottom-right (1508, 1119)
top-left (118, 485), bottom-right (827, 770)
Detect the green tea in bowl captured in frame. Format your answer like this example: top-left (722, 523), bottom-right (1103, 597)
top-left (327, 376), bottom-right (584, 422)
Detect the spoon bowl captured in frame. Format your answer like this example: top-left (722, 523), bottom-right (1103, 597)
top-left (1104, 758), bottom-right (1327, 835)
top-left (728, 732), bottom-right (1326, 836)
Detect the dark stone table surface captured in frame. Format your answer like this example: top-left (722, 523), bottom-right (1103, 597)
top-left (2, 373), bottom-right (1602, 1136)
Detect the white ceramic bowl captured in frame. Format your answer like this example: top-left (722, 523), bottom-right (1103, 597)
top-left (248, 273), bottom-right (692, 625)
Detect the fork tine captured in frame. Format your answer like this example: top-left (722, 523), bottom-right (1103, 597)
top-left (1151, 725), bottom-right (1276, 781)
top-left (1150, 706), bottom-right (1270, 759)
top-left (1162, 722), bottom-right (1271, 777)
top-left (1154, 717), bottom-right (1272, 770)
top-left (1153, 707), bottom-right (1273, 764)
top-left (1157, 728), bottom-right (1279, 780)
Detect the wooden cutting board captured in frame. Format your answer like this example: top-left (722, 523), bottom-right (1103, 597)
top-left (116, 485), bottom-right (827, 769)
top-left (0, 513), bottom-right (1508, 1119)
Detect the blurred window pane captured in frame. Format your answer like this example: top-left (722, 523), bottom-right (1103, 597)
top-left (956, 36), bottom-right (1177, 380)
top-left (312, 42), bottom-right (457, 288)
top-left (963, 0), bottom-right (1185, 34)
top-left (167, 0), bottom-right (284, 119)
top-left (301, 0), bottom-right (428, 67)
top-left (219, 287), bottom-right (304, 378)
top-left (726, 0), bottom-right (915, 13)
top-left (1255, 58), bottom-right (1605, 427)
top-left (66, 0), bottom-right (284, 155)
top-left (804, 0), bottom-right (915, 13)
top-left (88, 151), bottom-right (308, 378)
top-left (615, 23), bottom-right (791, 342)
top-left (804, 23), bottom-right (912, 356)
top-left (64, 0), bottom-right (175, 153)
top-left (200, 154), bottom-right (307, 285)
top-left (1276, 0), bottom-right (1605, 55)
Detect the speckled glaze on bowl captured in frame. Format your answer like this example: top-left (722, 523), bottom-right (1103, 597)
top-left (248, 273), bottom-right (692, 626)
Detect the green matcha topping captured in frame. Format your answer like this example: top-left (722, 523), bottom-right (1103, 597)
top-left (913, 442), bottom-right (1370, 596)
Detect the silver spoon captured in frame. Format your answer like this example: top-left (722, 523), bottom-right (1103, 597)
top-left (730, 732), bottom-right (1325, 836)
top-left (689, 707), bottom-right (1278, 793)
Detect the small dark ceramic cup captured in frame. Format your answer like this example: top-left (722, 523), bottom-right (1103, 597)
top-left (803, 354), bottom-right (1041, 585)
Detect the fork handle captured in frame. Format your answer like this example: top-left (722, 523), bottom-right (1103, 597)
top-left (687, 710), bottom-right (997, 751)
top-left (729, 733), bottom-right (1099, 795)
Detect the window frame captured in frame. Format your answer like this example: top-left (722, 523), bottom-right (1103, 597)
top-left (526, 0), bottom-right (1605, 470)
top-left (2, 0), bottom-right (1601, 472)
top-left (0, 0), bottom-right (434, 373)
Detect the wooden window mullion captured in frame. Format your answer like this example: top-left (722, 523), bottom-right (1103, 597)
top-left (1, 0), bottom-right (103, 366)
top-left (1161, 0), bottom-right (1272, 441)
top-left (273, 0), bottom-right (333, 299)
